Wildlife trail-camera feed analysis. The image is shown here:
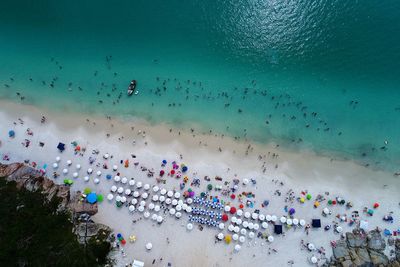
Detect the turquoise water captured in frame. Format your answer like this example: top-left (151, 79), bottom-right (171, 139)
top-left (0, 0), bottom-right (399, 171)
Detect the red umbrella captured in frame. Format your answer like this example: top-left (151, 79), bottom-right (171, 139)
top-left (170, 169), bottom-right (175, 175)
top-left (230, 194), bottom-right (236, 200)
top-left (332, 200), bottom-right (337, 205)
top-left (230, 207), bottom-right (237, 214)
top-left (222, 214), bottom-right (228, 222)
top-left (373, 202), bottom-right (379, 209)
top-left (239, 204), bottom-right (244, 209)
top-left (160, 170), bottom-right (165, 176)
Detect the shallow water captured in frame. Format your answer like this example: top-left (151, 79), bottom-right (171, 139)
top-left (0, 0), bottom-right (399, 171)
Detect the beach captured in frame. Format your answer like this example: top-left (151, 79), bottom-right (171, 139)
top-left (1, 100), bottom-right (399, 266)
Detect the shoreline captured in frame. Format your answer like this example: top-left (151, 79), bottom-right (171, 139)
top-left (1, 100), bottom-right (399, 266)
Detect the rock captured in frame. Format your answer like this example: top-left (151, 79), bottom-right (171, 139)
top-left (69, 194), bottom-right (98, 216)
top-left (0, 162), bottom-right (23, 177)
top-left (340, 260), bottom-right (353, 267)
top-left (74, 222), bottom-right (111, 244)
top-left (355, 247), bottom-right (372, 265)
top-left (333, 240), bottom-right (350, 260)
top-left (396, 239), bottom-right (400, 260)
top-left (369, 249), bottom-right (389, 266)
top-left (367, 230), bottom-right (386, 251)
top-left (347, 231), bottom-right (367, 248)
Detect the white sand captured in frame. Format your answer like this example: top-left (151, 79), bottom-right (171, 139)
top-left (0, 100), bottom-right (399, 267)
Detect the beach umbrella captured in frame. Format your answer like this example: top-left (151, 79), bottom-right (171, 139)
top-left (154, 205), bottom-right (161, 212)
top-left (62, 168), bottom-right (68, 174)
top-left (144, 184), bottom-right (150, 190)
top-left (207, 184), bottom-right (213, 191)
top-left (222, 214), bottom-right (229, 222)
top-left (112, 165), bottom-right (118, 171)
top-left (131, 199), bottom-right (138, 205)
top-left (136, 182), bottom-right (142, 188)
top-left (84, 188), bottom-right (92, 195)
top-left (128, 179), bottom-right (135, 186)
top-left (152, 195), bottom-right (159, 202)
top-left (239, 236), bottom-right (245, 243)
top-left (107, 193), bottom-right (114, 201)
top-left (306, 194), bottom-right (312, 200)
top-left (53, 163), bottom-right (58, 169)
top-left (280, 217), bottom-right (287, 224)
top-left (144, 211), bottom-right (150, 218)
top-left (157, 216), bottom-right (163, 223)
top-left (271, 215), bottom-right (277, 222)
top-left (299, 219), bottom-right (306, 226)
top-left (159, 196), bottom-right (165, 202)
top-left (138, 206), bottom-right (144, 212)
top-left (262, 222), bottom-right (268, 229)
top-left (76, 164), bottom-right (81, 170)
top-left (231, 216), bottom-right (237, 223)
top-left (153, 186), bottom-right (159, 192)
top-left (242, 178), bottom-right (249, 185)
top-left (186, 198), bottom-right (193, 204)
top-left (115, 196), bottom-right (122, 202)
top-left (234, 244), bottom-right (241, 252)
top-left (248, 232), bottom-right (255, 239)
top-left (218, 223), bottom-right (225, 230)
top-left (129, 205), bottom-right (135, 212)
top-left (121, 177), bottom-right (128, 184)
top-left (244, 212), bottom-right (251, 219)
top-left (242, 221), bottom-right (249, 228)
top-left (97, 194), bottom-right (104, 203)
top-left (87, 193), bottom-right (97, 204)
top-left (66, 160), bottom-right (72, 166)
top-left (287, 219), bottom-right (293, 226)
top-left (234, 226), bottom-right (240, 233)
top-left (182, 203), bottom-right (188, 210)
top-left (308, 243), bottom-right (315, 250)
top-left (176, 205), bottom-right (182, 211)
top-left (120, 196), bottom-right (127, 203)
top-left (167, 191), bottom-right (174, 197)
top-left (236, 219), bottom-right (242, 225)
top-left (145, 243), bottom-right (152, 250)
top-left (96, 170), bottom-right (102, 176)
top-left (259, 214), bottom-right (265, 221)
top-left (87, 168), bottom-right (93, 174)
top-left (151, 214), bottom-right (158, 221)
top-left (94, 178), bottom-right (100, 184)
top-left (236, 210), bottom-right (243, 217)
top-left (314, 201), bottom-right (320, 208)
top-left (125, 189), bottom-right (131, 195)
top-left (266, 215), bottom-right (272, 221)
top-left (225, 235), bottom-right (232, 244)
top-left (186, 206), bottom-right (192, 213)
top-left (230, 207), bottom-right (237, 214)
top-left (217, 233), bottom-right (224, 240)
top-left (248, 222), bottom-right (254, 230)
top-left (117, 187), bottom-right (124, 194)
top-left (55, 156), bottom-right (61, 162)
top-left (268, 236), bottom-right (274, 242)
top-left (224, 206), bottom-right (231, 212)
top-left (311, 256), bottom-right (318, 264)
top-left (232, 234), bottom-right (239, 241)
top-left (252, 213), bottom-right (259, 220)
top-left (174, 192), bottom-right (181, 198)
top-left (148, 203), bottom-right (155, 210)
top-left (130, 191), bottom-right (138, 198)
top-left (289, 208), bottom-right (296, 215)
top-left (169, 208), bottom-right (176, 215)
top-left (336, 226), bottom-right (343, 233)
top-left (293, 218), bottom-right (299, 225)
top-left (187, 223), bottom-right (193, 231)
top-left (73, 172), bottom-right (78, 178)
top-left (84, 176), bottom-right (90, 182)
top-left (240, 228), bottom-right (247, 235)
top-left (171, 199), bottom-right (178, 206)
top-left (175, 212), bottom-right (182, 219)
top-left (323, 207), bottom-right (330, 215)
top-left (140, 200), bottom-right (146, 206)
top-left (228, 224), bottom-right (235, 232)
top-left (253, 224), bottom-right (259, 230)
top-left (160, 188), bottom-right (167, 195)
top-left (373, 202), bottom-right (379, 209)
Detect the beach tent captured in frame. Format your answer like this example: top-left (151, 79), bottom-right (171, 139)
top-left (274, 224), bottom-right (283, 235)
top-left (312, 219), bottom-right (321, 228)
top-left (133, 260), bottom-right (145, 267)
top-left (57, 142), bottom-right (65, 152)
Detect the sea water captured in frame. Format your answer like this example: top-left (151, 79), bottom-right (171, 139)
top-left (0, 0), bottom-right (399, 172)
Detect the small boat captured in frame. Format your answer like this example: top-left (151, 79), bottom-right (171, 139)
top-left (127, 80), bottom-right (137, 96)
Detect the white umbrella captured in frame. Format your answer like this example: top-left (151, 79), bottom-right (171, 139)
top-left (125, 189), bottom-right (131, 195)
top-left (154, 205), bottom-right (161, 212)
top-left (129, 179), bottom-right (135, 186)
top-left (266, 215), bottom-right (272, 221)
top-left (259, 214), bottom-right (265, 221)
top-left (140, 200), bottom-right (146, 206)
top-left (121, 177), bottom-right (128, 184)
top-left (271, 215), bottom-right (277, 222)
top-left (262, 222), bottom-right (268, 229)
top-left (311, 256), bottom-right (318, 264)
top-left (117, 187), bottom-right (124, 194)
top-left (242, 221), bottom-right (249, 228)
top-left (67, 160), bottom-right (72, 166)
top-left (336, 226), bottom-right (343, 233)
top-left (144, 184), bottom-right (150, 190)
top-left (182, 204), bottom-right (188, 210)
top-left (167, 191), bottom-right (173, 197)
top-left (178, 199), bottom-right (184, 206)
top-left (186, 198), bottom-right (193, 204)
top-left (240, 228), bottom-right (247, 235)
top-left (133, 191), bottom-right (140, 198)
top-left (242, 178), bottom-right (249, 185)
top-left (169, 208), bottom-right (176, 215)
top-left (218, 223), bottom-right (225, 230)
top-left (62, 168), bottom-right (68, 174)
top-left (94, 178), bottom-right (100, 184)
top-left (186, 206), bottom-right (192, 213)
top-left (287, 219), bottom-right (293, 226)
top-left (84, 176), bottom-right (90, 182)
top-left (131, 199), bottom-right (138, 205)
top-left (144, 211), bottom-right (150, 218)
top-left (228, 225), bottom-right (235, 232)
top-left (157, 216), bottom-right (163, 223)
top-left (149, 203), bottom-right (155, 210)
top-left (159, 196), bottom-right (165, 202)
top-left (72, 172), bottom-right (78, 178)
top-left (248, 232), bottom-right (255, 239)
top-left (234, 244), bottom-right (241, 251)
top-left (176, 205), bottom-right (182, 211)
top-left (173, 192), bottom-right (180, 199)
top-left (152, 195), bottom-right (159, 202)
top-left (129, 205), bottom-right (135, 212)
top-left (232, 234), bottom-right (239, 241)
top-left (145, 243), bottom-right (152, 250)
top-left (120, 196), bottom-right (127, 203)
top-left (280, 217), bottom-right (287, 224)
top-left (53, 163), bottom-right (58, 169)
top-left (112, 165), bottom-right (118, 171)
top-left (253, 223), bottom-right (259, 230)
top-left (299, 219), bottom-right (306, 226)
top-left (142, 192), bottom-right (149, 199)
top-left (293, 218), bottom-right (299, 225)
top-left (136, 182), bottom-right (142, 188)
top-left (138, 206), bottom-right (144, 212)
top-left (151, 214), bottom-right (158, 221)
top-left (236, 218), bottom-right (242, 225)
top-left (234, 226), bottom-right (240, 233)
top-left (236, 210), bottom-right (243, 217)
top-left (268, 236), bottom-right (274, 242)
top-left (107, 194), bottom-right (114, 201)
top-left (187, 223), bottom-right (193, 230)
top-left (248, 222), bottom-right (254, 230)
top-left (171, 199), bottom-right (178, 206)
top-left (252, 213), bottom-right (259, 220)
top-left (160, 188), bottom-right (167, 195)
top-left (224, 206), bottom-right (231, 212)
top-left (103, 153), bottom-right (109, 159)
top-left (244, 212), bottom-right (251, 219)
top-left (152, 186), bottom-right (159, 192)
top-left (323, 207), bottom-right (330, 215)
top-left (111, 185), bottom-right (117, 192)
top-left (115, 196), bottom-right (122, 202)
top-left (55, 156), bottom-right (61, 162)
top-left (175, 212), bottom-right (182, 218)
top-left (76, 164), bottom-right (81, 170)
top-left (87, 168), bottom-right (93, 174)
top-left (96, 170), bottom-right (102, 176)
top-left (308, 243), bottom-right (315, 250)
top-left (239, 236), bottom-right (245, 243)
top-left (217, 233), bottom-right (224, 240)
top-left (231, 216), bottom-right (237, 223)
top-left (165, 198), bottom-right (172, 205)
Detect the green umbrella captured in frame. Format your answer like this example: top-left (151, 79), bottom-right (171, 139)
top-left (306, 194), bottom-right (312, 200)
top-left (97, 194), bottom-right (104, 202)
top-left (328, 200), bottom-right (332, 205)
top-left (83, 187), bottom-right (92, 195)
top-left (207, 184), bottom-right (213, 191)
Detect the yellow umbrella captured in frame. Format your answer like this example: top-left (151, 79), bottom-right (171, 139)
top-left (225, 234), bottom-right (232, 244)
top-left (314, 201), bottom-right (320, 208)
top-left (129, 235), bottom-right (137, 243)
top-left (300, 197), bottom-right (305, 203)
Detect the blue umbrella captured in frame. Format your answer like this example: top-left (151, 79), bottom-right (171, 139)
top-left (87, 192), bottom-right (97, 204)
top-left (8, 130), bottom-right (15, 138)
